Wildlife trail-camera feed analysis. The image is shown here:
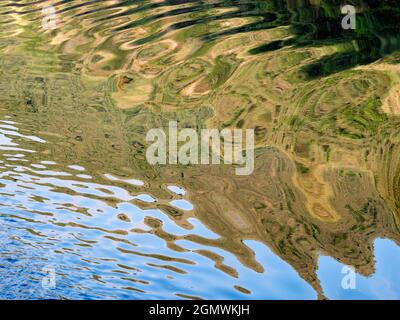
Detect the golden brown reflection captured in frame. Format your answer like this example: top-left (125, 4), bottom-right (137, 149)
top-left (0, 0), bottom-right (400, 299)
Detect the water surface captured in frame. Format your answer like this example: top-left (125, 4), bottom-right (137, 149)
top-left (0, 0), bottom-right (400, 299)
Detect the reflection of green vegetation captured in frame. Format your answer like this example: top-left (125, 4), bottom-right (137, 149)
top-left (342, 96), bottom-right (387, 133)
top-left (296, 162), bottom-right (310, 174)
top-left (207, 54), bottom-right (240, 89)
top-left (1, 0), bottom-right (400, 300)
top-left (247, 1), bottom-right (400, 78)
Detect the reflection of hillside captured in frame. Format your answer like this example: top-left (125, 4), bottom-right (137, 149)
top-left (1, 51), bottom-right (400, 299)
top-left (1, 0), bottom-right (400, 298)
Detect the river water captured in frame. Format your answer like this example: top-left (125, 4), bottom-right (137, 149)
top-left (0, 0), bottom-right (399, 299)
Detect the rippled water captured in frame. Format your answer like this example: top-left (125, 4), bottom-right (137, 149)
top-left (0, 0), bottom-right (400, 299)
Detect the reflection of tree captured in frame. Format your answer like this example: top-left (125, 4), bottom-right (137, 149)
top-left (247, 0), bottom-right (400, 78)
top-left (128, 0), bottom-right (400, 78)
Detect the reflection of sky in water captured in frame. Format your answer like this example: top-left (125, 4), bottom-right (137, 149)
top-left (104, 173), bottom-right (145, 187)
top-left (167, 185), bottom-right (186, 196)
top-left (318, 239), bottom-right (400, 300)
top-left (0, 119), bottom-right (315, 299)
top-left (0, 118), bottom-right (399, 299)
top-left (169, 199), bottom-right (193, 211)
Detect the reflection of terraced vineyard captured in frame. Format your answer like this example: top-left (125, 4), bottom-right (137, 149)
top-left (0, 0), bottom-right (399, 299)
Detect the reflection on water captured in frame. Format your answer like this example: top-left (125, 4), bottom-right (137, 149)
top-left (0, 118), bottom-right (316, 299)
top-left (0, 0), bottom-right (400, 299)
top-left (318, 239), bottom-right (400, 300)
top-left (0, 115), bottom-right (316, 299)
